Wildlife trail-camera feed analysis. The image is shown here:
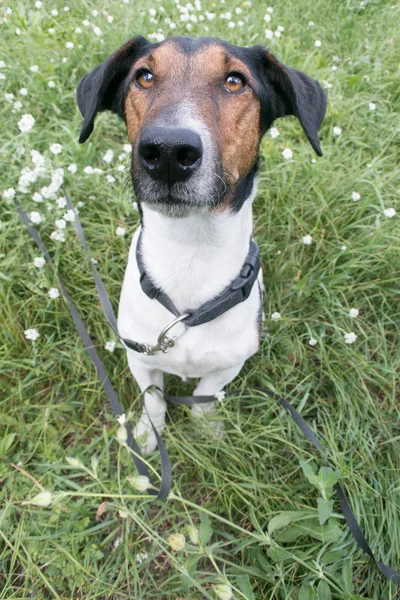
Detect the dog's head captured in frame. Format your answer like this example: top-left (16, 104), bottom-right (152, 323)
top-left (77, 35), bottom-right (327, 217)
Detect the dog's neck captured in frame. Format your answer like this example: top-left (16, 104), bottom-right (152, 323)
top-left (138, 176), bottom-right (258, 312)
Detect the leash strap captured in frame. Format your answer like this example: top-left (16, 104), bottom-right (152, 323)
top-left (136, 230), bottom-right (261, 327)
top-left (15, 200), bottom-right (400, 584)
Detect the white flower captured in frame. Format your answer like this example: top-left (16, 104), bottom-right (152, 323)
top-left (20, 87), bottom-right (28, 96)
top-left (267, 6), bottom-right (274, 13)
top-left (383, 208), bottom-right (396, 218)
top-left (18, 113), bottom-right (35, 133)
top-left (48, 27), bottom-right (55, 34)
top-left (277, 25), bottom-right (284, 32)
top-left (91, 9), bottom-right (98, 16)
top-left (30, 65), bottom-right (39, 72)
top-left (106, 175), bottom-right (116, 183)
top-left (93, 26), bottom-right (102, 36)
top-left (351, 191), bottom-right (360, 201)
top-left (105, 340), bottom-right (116, 352)
top-left (269, 127), bottom-right (280, 138)
top-left (5, 92), bottom-right (14, 102)
top-left (265, 29), bottom-right (274, 39)
top-left (214, 584), bottom-right (233, 600)
top-left (116, 424), bottom-right (128, 444)
top-left (235, 7), bottom-right (242, 14)
top-left (0, 73), bottom-right (6, 80)
top-left (135, 552), bottom-right (148, 563)
top-left (0, 60), bottom-right (6, 68)
top-left (369, 102), bottom-right (376, 111)
top-left (51, 9), bottom-right (58, 16)
top-left (3, 187), bottom-right (16, 200)
top-left (302, 234), bottom-right (312, 245)
top-left (75, 27), bottom-right (82, 33)
top-left (271, 312), bottom-right (281, 320)
top-left (13, 100), bottom-right (22, 112)
top-left (214, 391), bottom-right (226, 402)
top-left (333, 126), bottom-right (342, 136)
top-left (63, 209), bottom-right (75, 222)
top-left (167, 533), bottom-right (186, 551)
top-left (308, 338), bottom-right (318, 346)
top-left (35, 1), bottom-right (43, 7)
top-left (56, 196), bottom-right (67, 208)
top-left (66, 457), bottom-right (83, 468)
top-left (274, 30), bottom-right (281, 38)
top-left (149, 8), bottom-right (157, 16)
top-left (48, 287), bottom-right (60, 299)
top-left (84, 166), bottom-right (94, 174)
top-left (341, 245), bottom-right (347, 251)
top-left (67, 164), bottom-right (77, 174)
top-left (282, 147), bottom-right (293, 160)
top-left (314, 40), bottom-right (322, 47)
top-left (32, 192), bottom-right (43, 203)
top-left (228, 21), bottom-right (235, 28)
top-left (117, 413), bottom-right (126, 426)
top-left (116, 226), bottom-right (126, 237)
top-left (82, 19), bottom-right (90, 26)
top-left (30, 211), bottom-right (42, 225)
top-left (123, 143), bottom-right (131, 153)
top-left (47, 81), bottom-right (56, 88)
top-left (103, 149), bottom-right (114, 163)
top-left (55, 219), bottom-right (66, 230)
top-left (33, 256), bottom-right (45, 268)
top-left (349, 308), bottom-right (359, 318)
top-left (50, 143), bottom-right (62, 155)
top-left (50, 230), bottom-right (65, 242)
top-left (308, 20), bottom-right (314, 26)
top-left (264, 13), bottom-right (271, 22)
top-left (344, 332), bottom-right (357, 344)
top-left (127, 475), bottom-right (150, 492)
top-left (25, 490), bottom-right (52, 506)
top-left (24, 328), bottom-right (40, 341)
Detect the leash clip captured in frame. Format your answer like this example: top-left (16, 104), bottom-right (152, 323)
top-left (142, 313), bottom-right (189, 356)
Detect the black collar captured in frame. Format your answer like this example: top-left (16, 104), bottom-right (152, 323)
top-left (136, 233), bottom-right (261, 327)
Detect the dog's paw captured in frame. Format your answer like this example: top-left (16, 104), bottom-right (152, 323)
top-left (133, 414), bottom-right (164, 456)
top-left (191, 403), bottom-right (224, 440)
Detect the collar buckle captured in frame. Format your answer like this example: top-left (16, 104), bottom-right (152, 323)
top-left (141, 313), bottom-right (189, 356)
top-left (230, 250), bottom-right (261, 300)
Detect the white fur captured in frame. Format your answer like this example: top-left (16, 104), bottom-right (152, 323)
top-left (117, 179), bottom-right (262, 454)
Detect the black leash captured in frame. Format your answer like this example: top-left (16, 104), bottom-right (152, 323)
top-left (15, 197), bottom-right (400, 584)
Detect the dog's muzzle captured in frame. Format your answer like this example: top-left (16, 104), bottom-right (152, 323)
top-left (138, 126), bottom-right (203, 187)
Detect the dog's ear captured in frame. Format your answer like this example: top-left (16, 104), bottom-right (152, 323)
top-left (76, 35), bottom-right (150, 143)
top-left (258, 49), bottom-right (327, 156)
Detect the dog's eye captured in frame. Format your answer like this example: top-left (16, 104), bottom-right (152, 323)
top-left (224, 73), bottom-right (246, 93)
top-left (136, 70), bottom-right (153, 89)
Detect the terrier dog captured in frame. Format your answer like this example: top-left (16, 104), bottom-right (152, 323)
top-left (77, 35), bottom-right (326, 454)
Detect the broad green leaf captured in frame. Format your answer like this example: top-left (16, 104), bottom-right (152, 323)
top-left (277, 518), bottom-right (342, 543)
top-left (317, 499), bottom-right (334, 525)
top-left (300, 461), bottom-right (320, 487)
top-left (268, 510), bottom-right (315, 534)
top-left (198, 512), bottom-right (212, 546)
top-left (342, 558), bottom-right (353, 593)
top-left (320, 548), bottom-right (348, 565)
top-left (318, 467), bottom-right (342, 490)
top-left (237, 574), bottom-right (255, 600)
top-left (299, 581), bottom-right (318, 600)
top-left (0, 433), bottom-right (16, 458)
top-left (317, 580), bottom-right (332, 600)
top-left (267, 546), bottom-right (291, 563)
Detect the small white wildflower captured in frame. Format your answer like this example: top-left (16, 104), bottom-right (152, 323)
top-left (113, 536), bottom-right (122, 550)
top-left (84, 166), bottom-right (94, 174)
top-left (265, 29), bottom-right (274, 39)
top-left (24, 328), bottom-right (40, 341)
top-left (271, 312), bottom-right (281, 320)
top-left (25, 490), bottom-right (52, 506)
top-left (267, 6), bottom-right (274, 13)
top-left (116, 424), bottom-right (128, 444)
top-left (383, 208), bottom-right (396, 218)
top-left (0, 60), bottom-right (6, 68)
top-left (63, 209), bottom-right (75, 222)
top-left (127, 475), bottom-right (150, 492)
top-left (351, 191), bottom-right (361, 201)
top-left (264, 13), bottom-right (271, 22)
top-left (228, 21), bottom-right (235, 28)
top-left (3, 188), bottom-right (16, 200)
top-left (48, 287), bottom-right (60, 299)
top-left (18, 113), bottom-right (35, 133)
top-left (369, 102), bottom-right (376, 111)
top-left (32, 192), bottom-right (43, 203)
top-left (167, 534), bottom-right (186, 551)
top-left (5, 92), bottom-right (14, 102)
top-left (48, 27), bottom-right (55, 34)
top-left (33, 256), bottom-right (45, 268)
top-left (30, 65), bottom-right (39, 73)
top-left (331, 65), bottom-right (338, 71)
top-left (13, 100), bottom-right (23, 112)
top-left (91, 9), bottom-right (98, 16)
top-left (50, 230), bottom-right (66, 242)
top-left (133, 202), bottom-right (138, 211)
top-left (116, 226), bottom-right (126, 237)
top-left (269, 127), bottom-right (280, 138)
top-left (214, 391), bottom-right (226, 402)
top-left (308, 20), bottom-right (314, 26)
top-left (93, 26), bottom-right (102, 36)
top-left (0, 73), bottom-right (6, 80)
top-left (47, 81), bottom-right (56, 88)
top-left (349, 308), bottom-right (359, 318)
top-left (55, 219), bottom-right (66, 230)
top-left (277, 25), bottom-right (284, 32)
top-left (274, 30), bottom-right (281, 38)
top-left (67, 163), bottom-right (77, 174)
top-left (56, 197), bottom-right (67, 208)
top-left (35, 0), bottom-right (43, 7)
top-left (308, 338), bottom-right (318, 346)
top-left (314, 40), bottom-right (322, 47)
top-left (344, 332), bottom-right (357, 344)
top-left (135, 552), bottom-right (148, 563)
top-left (105, 340), bottom-right (116, 352)
top-left (106, 174), bottom-right (116, 183)
top-left (117, 413), bottom-right (126, 425)
top-left (333, 126), bottom-right (342, 136)
top-left (103, 149), bottom-right (114, 163)
top-left (75, 27), bottom-right (82, 33)
top-left (214, 584), bottom-right (233, 600)
top-left (66, 457), bottom-right (83, 468)
top-left (341, 245), bottom-right (347, 251)
top-left (30, 211), bottom-right (42, 225)
top-left (20, 88), bottom-right (28, 96)
top-left (302, 234), bottom-right (312, 245)
top-left (64, 6), bottom-right (70, 12)
top-left (51, 9), bottom-right (58, 16)
top-left (82, 19), bottom-right (90, 26)
top-left (50, 143), bottom-right (62, 155)
top-left (282, 147), bottom-right (293, 160)
top-left (149, 8), bottom-right (157, 16)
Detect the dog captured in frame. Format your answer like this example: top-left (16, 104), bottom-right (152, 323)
top-left (77, 35), bottom-right (326, 454)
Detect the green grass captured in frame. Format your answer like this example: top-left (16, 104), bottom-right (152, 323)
top-left (1, 0), bottom-right (400, 598)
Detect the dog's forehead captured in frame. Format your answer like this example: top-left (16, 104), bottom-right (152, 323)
top-left (135, 36), bottom-right (259, 79)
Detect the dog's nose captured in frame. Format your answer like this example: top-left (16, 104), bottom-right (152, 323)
top-left (138, 126), bottom-right (202, 186)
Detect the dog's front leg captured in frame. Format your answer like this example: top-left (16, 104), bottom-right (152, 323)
top-left (127, 352), bottom-right (165, 455)
top-left (191, 363), bottom-right (244, 419)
